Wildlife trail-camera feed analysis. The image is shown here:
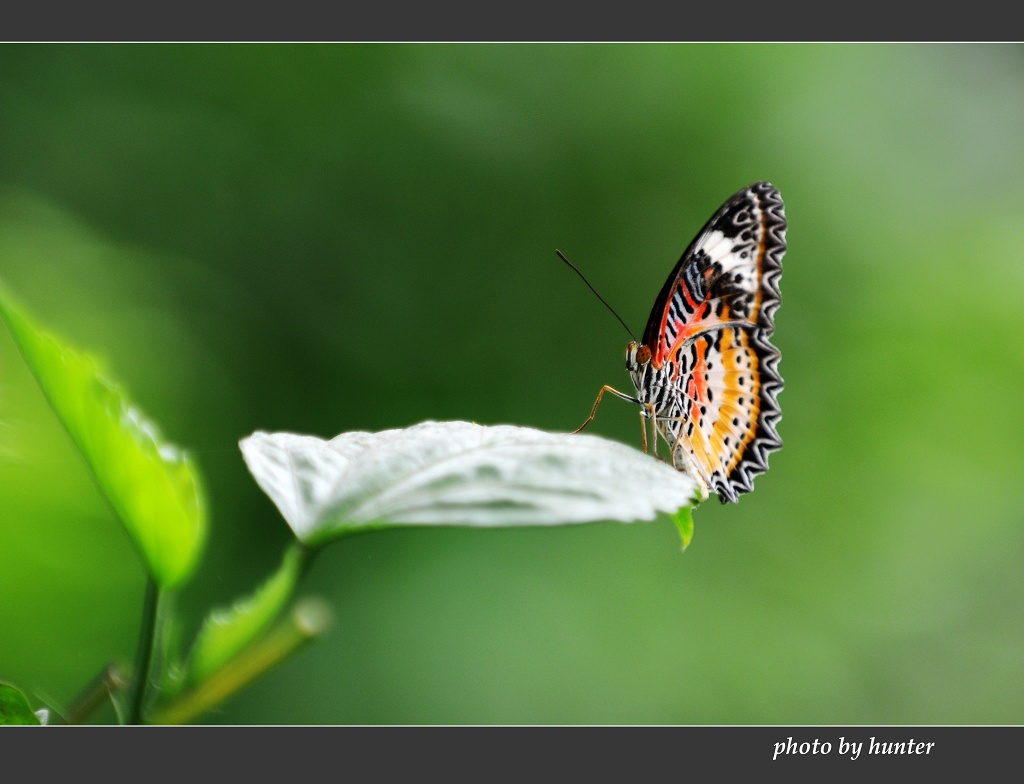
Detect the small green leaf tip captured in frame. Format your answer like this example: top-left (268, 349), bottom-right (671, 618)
top-left (672, 506), bottom-right (695, 551)
top-left (0, 683), bottom-right (42, 725)
top-left (148, 595), bottom-right (333, 725)
top-left (0, 283), bottom-right (206, 588)
top-left (185, 544), bottom-right (304, 686)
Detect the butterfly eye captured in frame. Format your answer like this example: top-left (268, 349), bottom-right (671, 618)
top-left (636, 345), bottom-right (652, 365)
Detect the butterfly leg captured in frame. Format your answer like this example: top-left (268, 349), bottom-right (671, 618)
top-left (668, 415), bottom-right (686, 469)
top-left (661, 415), bottom-right (689, 470)
top-left (639, 403), bottom-right (659, 459)
top-left (574, 385), bottom-right (640, 434)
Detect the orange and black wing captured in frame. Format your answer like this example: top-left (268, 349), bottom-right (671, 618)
top-left (644, 181), bottom-right (785, 503)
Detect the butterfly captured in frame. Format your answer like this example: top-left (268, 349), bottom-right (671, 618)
top-left (577, 181), bottom-right (785, 504)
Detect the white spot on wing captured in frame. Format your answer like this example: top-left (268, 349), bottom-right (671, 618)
top-left (699, 230), bottom-right (758, 293)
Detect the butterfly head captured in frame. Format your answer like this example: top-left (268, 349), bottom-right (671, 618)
top-left (625, 341), bottom-right (659, 408)
top-left (624, 342), bottom-right (652, 373)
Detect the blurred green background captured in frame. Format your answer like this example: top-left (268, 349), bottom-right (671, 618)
top-left (1, 43), bottom-right (1022, 724)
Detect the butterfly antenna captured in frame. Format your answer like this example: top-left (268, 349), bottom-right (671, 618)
top-left (555, 249), bottom-right (636, 342)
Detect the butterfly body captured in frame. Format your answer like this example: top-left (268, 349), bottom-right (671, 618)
top-left (614, 182), bottom-right (786, 504)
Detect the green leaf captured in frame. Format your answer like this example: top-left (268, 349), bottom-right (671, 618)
top-left (671, 506), bottom-right (695, 551)
top-left (0, 283), bottom-right (206, 589)
top-left (149, 597), bottom-right (332, 725)
top-left (240, 421), bottom-right (702, 547)
top-left (184, 544), bottom-right (304, 686)
top-left (0, 683), bottom-right (41, 725)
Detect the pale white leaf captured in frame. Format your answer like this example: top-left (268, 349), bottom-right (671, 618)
top-left (239, 421), bottom-right (703, 546)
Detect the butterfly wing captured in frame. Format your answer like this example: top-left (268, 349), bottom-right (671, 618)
top-left (643, 182), bottom-right (785, 503)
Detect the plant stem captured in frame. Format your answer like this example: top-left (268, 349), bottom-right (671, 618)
top-left (127, 577), bottom-right (160, 724)
top-left (61, 663), bottom-right (128, 725)
top-left (296, 541), bottom-right (317, 578)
